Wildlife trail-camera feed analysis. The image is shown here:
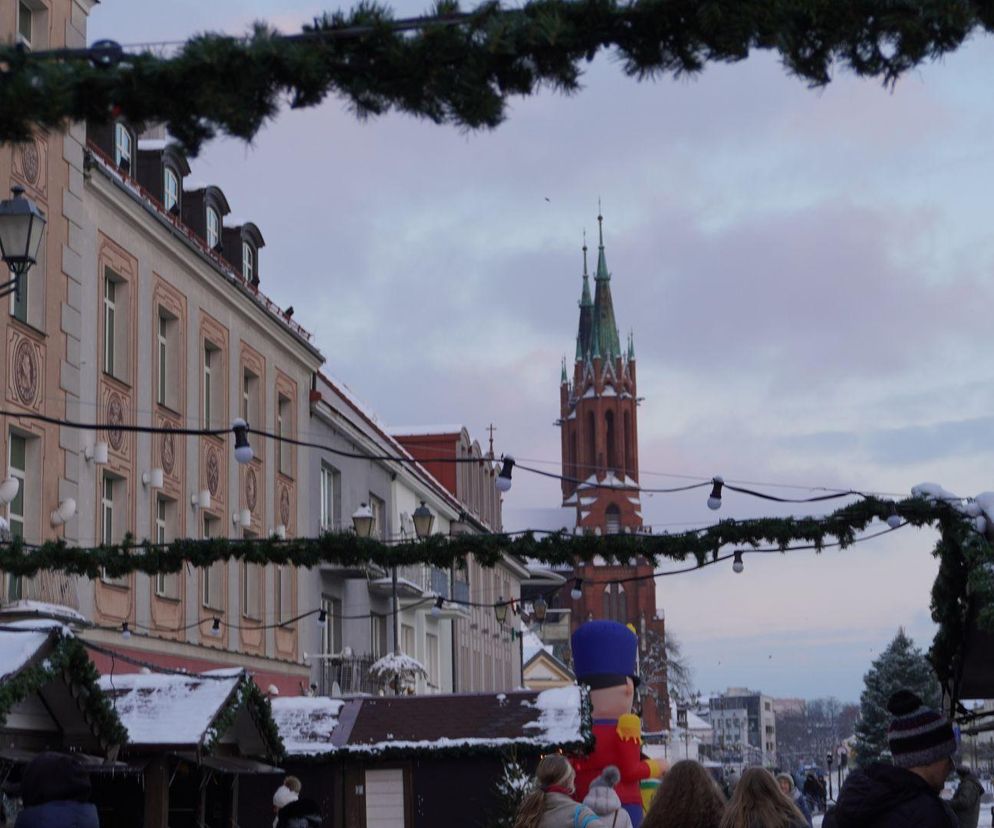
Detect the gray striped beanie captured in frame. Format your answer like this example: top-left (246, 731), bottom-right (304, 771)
top-left (887, 690), bottom-right (957, 769)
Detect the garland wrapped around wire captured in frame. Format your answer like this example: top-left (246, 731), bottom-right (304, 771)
top-left (0, 495), bottom-right (948, 578)
top-left (1, 0), bottom-right (992, 154)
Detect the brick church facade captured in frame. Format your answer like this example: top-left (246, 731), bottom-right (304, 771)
top-left (559, 214), bottom-right (670, 732)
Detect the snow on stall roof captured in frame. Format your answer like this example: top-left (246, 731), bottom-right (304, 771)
top-left (522, 630), bottom-right (552, 664)
top-left (386, 425), bottom-right (464, 437)
top-left (97, 668), bottom-right (242, 747)
top-left (0, 600), bottom-right (87, 624)
top-left (137, 138), bottom-right (168, 151)
top-left (0, 626), bottom-right (53, 682)
top-left (271, 697), bottom-right (344, 756)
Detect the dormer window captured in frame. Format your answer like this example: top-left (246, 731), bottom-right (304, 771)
top-left (206, 207), bottom-right (220, 250)
top-left (242, 241), bottom-right (254, 283)
top-left (114, 123), bottom-right (132, 171)
top-left (164, 168), bottom-right (179, 213)
top-left (17, 2), bottom-right (32, 46)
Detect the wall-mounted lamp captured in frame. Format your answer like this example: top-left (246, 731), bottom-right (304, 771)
top-left (191, 489), bottom-right (211, 510)
top-left (232, 508), bottom-right (251, 528)
top-left (50, 497), bottom-right (76, 527)
top-left (84, 442), bottom-right (109, 465)
top-left (0, 477), bottom-right (19, 506)
top-left (274, 524), bottom-right (287, 540)
top-left (142, 468), bottom-right (164, 489)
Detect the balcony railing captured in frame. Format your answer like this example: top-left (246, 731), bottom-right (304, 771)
top-left (319, 653), bottom-right (387, 696)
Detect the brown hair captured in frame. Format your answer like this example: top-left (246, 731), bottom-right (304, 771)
top-left (513, 755), bottom-right (575, 828)
top-left (643, 760), bottom-right (726, 828)
top-left (283, 776), bottom-right (302, 794)
top-left (718, 767), bottom-right (805, 828)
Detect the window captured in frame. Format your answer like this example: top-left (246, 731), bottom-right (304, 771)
top-left (100, 474), bottom-right (127, 585)
top-left (153, 497), bottom-right (179, 598)
top-left (369, 494), bottom-right (385, 540)
top-left (203, 345), bottom-right (215, 427)
top-left (163, 168), bottom-right (179, 212)
top-left (8, 434), bottom-right (26, 539)
top-left (277, 394), bottom-right (292, 476)
top-left (370, 613), bottom-right (387, 659)
top-left (242, 562), bottom-right (260, 619)
top-left (206, 207), bottom-right (220, 250)
top-left (10, 277), bottom-right (27, 324)
top-left (114, 123), bottom-right (132, 170)
top-left (157, 315), bottom-right (168, 405)
top-left (103, 276), bottom-right (116, 375)
top-left (201, 514), bottom-right (224, 609)
top-left (605, 504), bottom-right (621, 535)
top-left (602, 583), bottom-right (627, 623)
top-left (401, 623), bottom-right (415, 658)
top-left (276, 565), bottom-right (292, 623)
top-left (319, 464), bottom-right (339, 531)
top-left (241, 368), bottom-right (259, 425)
top-left (426, 632), bottom-right (439, 691)
top-left (17, 3), bottom-right (32, 45)
top-left (242, 241), bottom-right (254, 282)
top-left (321, 595), bottom-right (342, 655)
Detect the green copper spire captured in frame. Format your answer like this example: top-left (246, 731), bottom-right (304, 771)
top-left (575, 232), bottom-right (593, 361)
top-left (591, 206), bottom-right (621, 360)
top-left (580, 230), bottom-right (592, 307)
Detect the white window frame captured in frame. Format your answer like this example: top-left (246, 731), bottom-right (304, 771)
top-left (276, 565), bottom-right (292, 624)
top-left (17, 2), bottom-right (32, 47)
top-left (242, 241), bottom-right (254, 282)
top-left (319, 464), bottom-right (335, 531)
top-left (101, 476), bottom-right (115, 546)
top-left (103, 276), bottom-right (116, 376)
top-left (277, 395), bottom-right (291, 476)
top-left (206, 207), bottom-right (220, 250)
top-left (154, 497), bottom-right (168, 595)
top-left (163, 167), bottom-right (179, 212)
top-left (8, 434), bottom-right (26, 539)
top-left (242, 562), bottom-right (260, 619)
top-left (202, 514), bottom-right (224, 609)
top-left (114, 123), bottom-right (131, 169)
top-left (203, 346), bottom-right (214, 427)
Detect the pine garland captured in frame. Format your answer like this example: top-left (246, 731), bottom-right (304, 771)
top-left (0, 630), bottom-right (129, 748)
top-left (203, 675), bottom-right (285, 760)
top-left (0, 0), bottom-right (989, 155)
top-left (0, 495), bottom-right (958, 578)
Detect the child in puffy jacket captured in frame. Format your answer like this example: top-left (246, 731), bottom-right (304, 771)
top-left (583, 767), bottom-right (633, 828)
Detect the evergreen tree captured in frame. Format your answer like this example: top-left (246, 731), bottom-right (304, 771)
top-left (853, 628), bottom-right (940, 767)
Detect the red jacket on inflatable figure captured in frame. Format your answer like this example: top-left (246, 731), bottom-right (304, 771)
top-left (570, 621), bottom-right (664, 828)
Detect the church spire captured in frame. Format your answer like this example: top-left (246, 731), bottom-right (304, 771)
top-left (581, 229), bottom-right (592, 306)
top-left (592, 206), bottom-right (621, 360)
top-left (575, 231), bottom-right (593, 361)
top-left (596, 205), bottom-right (609, 282)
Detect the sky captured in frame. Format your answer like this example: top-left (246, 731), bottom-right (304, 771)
top-left (89, 2), bottom-right (994, 702)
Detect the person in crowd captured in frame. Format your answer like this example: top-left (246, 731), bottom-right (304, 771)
top-left (514, 754), bottom-right (605, 828)
top-left (642, 759), bottom-right (726, 828)
top-left (824, 690), bottom-right (958, 828)
top-left (802, 773), bottom-right (823, 814)
top-left (718, 767), bottom-right (808, 828)
top-left (276, 797), bottom-right (322, 828)
top-left (273, 780), bottom-right (300, 828)
top-left (776, 773), bottom-right (813, 828)
top-left (13, 752), bottom-right (98, 828)
top-left (949, 765), bottom-right (983, 828)
top-left (583, 766), bottom-right (633, 828)
top-left (284, 776), bottom-right (302, 795)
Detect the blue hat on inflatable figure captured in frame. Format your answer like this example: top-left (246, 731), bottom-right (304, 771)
top-left (572, 620), bottom-right (640, 689)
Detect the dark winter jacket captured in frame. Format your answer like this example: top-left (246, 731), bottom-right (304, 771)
top-left (14, 801), bottom-right (99, 828)
top-left (276, 797), bottom-right (322, 828)
top-left (823, 764), bottom-right (957, 828)
top-left (949, 770), bottom-right (984, 828)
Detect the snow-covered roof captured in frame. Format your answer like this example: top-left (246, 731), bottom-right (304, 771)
top-left (137, 138), bottom-right (169, 152)
top-left (222, 215), bottom-right (248, 229)
top-left (182, 179), bottom-right (208, 192)
top-left (0, 600), bottom-right (87, 625)
top-left (670, 699), bottom-right (712, 732)
top-left (271, 697), bottom-right (345, 757)
top-left (522, 630), bottom-right (552, 664)
top-left (386, 425), bottom-right (464, 437)
top-left (0, 625), bottom-right (55, 682)
top-left (98, 668), bottom-right (242, 747)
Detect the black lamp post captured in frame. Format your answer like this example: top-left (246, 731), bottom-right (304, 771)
top-left (838, 749), bottom-right (847, 794)
top-left (0, 186), bottom-right (46, 303)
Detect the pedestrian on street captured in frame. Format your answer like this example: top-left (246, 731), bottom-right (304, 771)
top-left (13, 752), bottom-right (98, 828)
top-left (823, 689), bottom-right (958, 828)
top-left (583, 766), bottom-right (633, 828)
top-left (273, 781), bottom-right (300, 828)
top-left (949, 765), bottom-right (984, 828)
top-left (802, 774), bottom-right (823, 814)
top-left (776, 773), bottom-right (813, 828)
top-left (275, 798), bottom-right (322, 828)
top-left (642, 759), bottom-right (726, 828)
top-left (514, 754), bottom-right (605, 828)
top-left (718, 767), bottom-right (808, 828)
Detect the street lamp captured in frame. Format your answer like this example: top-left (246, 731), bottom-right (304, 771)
top-left (0, 186), bottom-right (46, 303)
top-left (826, 751), bottom-right (834, 802)
top-left (412, 501), bottom-right (434, 539)
top-left (494, 595), bottom-right (508, 626)
top-left (351, 503), bottom-right (374, 538)
top-left (532, 596), bottom-right (548, 623)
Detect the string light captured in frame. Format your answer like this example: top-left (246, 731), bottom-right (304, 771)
top-left (886, 502), bottom-right (903, 529)
top-left (317, 609), bottom-right (328, 627)
top-left (708, 476), bottom-right (724, 510)
top-left (431, 596), bottom-right (444, 618)
top-left (121, 621), bottom-right (131, 640)
top-left (570, 578), bottom-right (583, 600)
top-left (232, 418), bottom-right (253, 464)
top-left (495, 456), bottom-right (515, 493)
top-left (732, 551), bottom-right (744, 574)
top-left (210, 618), bottom-right (222, 637)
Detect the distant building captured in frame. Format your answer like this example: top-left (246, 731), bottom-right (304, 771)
top-left (773, 698), bottom-right (806, 717)
top-left (710, 688), bottom-right (778, 766)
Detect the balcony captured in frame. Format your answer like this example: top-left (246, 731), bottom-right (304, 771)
top-left (319, 653), bottom-right (388, 696)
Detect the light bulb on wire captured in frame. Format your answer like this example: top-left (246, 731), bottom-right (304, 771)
top-left (570, 578), bottom-right (583, 601)
top-left (732, 551), bottom-right (744, 574)
top-left (707, 476), bottom-right (723, 510)
top-left (886, 502), bottom-right (902, 529)
top-left (431, 596), bottom-right (444, 618)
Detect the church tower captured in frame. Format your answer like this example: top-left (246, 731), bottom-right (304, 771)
top-left (560, 212), bottom-right (641, 533)
top-left (558, 212), bottom-right (669, 733)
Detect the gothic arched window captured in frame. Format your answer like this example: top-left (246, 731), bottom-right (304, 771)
top-left (605, 410), bottom-right (617, 473)
top-left (606, 504), bottom-right (621, 535)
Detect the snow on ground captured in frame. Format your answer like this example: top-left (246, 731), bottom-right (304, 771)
top-left (98, 668), bottom-right (242, 747)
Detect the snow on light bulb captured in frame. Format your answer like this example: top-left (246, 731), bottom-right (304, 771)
top-left (570, 578), bottom-right (583, 601)
top-left (707, 476), bottom-right (723, 510)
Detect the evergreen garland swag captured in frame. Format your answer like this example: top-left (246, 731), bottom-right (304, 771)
top-left (1, 0), bottom-right (992, 154)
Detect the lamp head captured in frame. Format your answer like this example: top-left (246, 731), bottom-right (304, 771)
top-left (495, 455), bottom-right (514, 493)
top-left (412, 500), bottom-right (435, 539)
top-left (352, 502), bottom-right (375, 538)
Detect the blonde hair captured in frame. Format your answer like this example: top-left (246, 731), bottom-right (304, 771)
top-left (284, 776), bottom-right (302, 793)
top-left (513, 755), bottom-right (575, 828)
top-left (718, 767), bottom-right (805, 828)
top-left (643, 760), bottom-right (726, 828)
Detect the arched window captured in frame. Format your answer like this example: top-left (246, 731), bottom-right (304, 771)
top-left (605, 410), bottom-right (617, 473)
top-left (602, 583), bottom-right (628, 622)
top-left (623, 410), bottom-right (632, 477)
top-left (586, 411), bottom-right (596, 474)
top-left (206, 207), bottom-right (220, 250)
top-left (163, 167), bottom-right (179, 213)
top-left (606, 504), bottom-right (621, 535)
